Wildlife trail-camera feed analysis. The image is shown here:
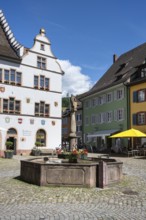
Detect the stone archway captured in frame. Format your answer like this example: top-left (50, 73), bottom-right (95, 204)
top-left (6, 128), bottom-right (17, 155)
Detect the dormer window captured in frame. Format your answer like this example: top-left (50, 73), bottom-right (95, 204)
top-left (37, 56), bottom-right (46, 69)
top-left (40, 44), bottom-right (45, 51)
top-left (141, 68), bottom-right (146, 78)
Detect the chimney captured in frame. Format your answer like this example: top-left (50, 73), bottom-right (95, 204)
top-left (113, 54), bottom-right (118, 63)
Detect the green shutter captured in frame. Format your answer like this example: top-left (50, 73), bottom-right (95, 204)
top-left (133, 91), bottom-right (138, 102)
top-left (132, 114), bottom-right (137, 125)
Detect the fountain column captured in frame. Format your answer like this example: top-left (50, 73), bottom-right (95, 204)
top-left (69, 95), bottom-right (78, 150)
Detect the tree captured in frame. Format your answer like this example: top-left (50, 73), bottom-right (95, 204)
top-left (62, 97), bottom-right (70, 108)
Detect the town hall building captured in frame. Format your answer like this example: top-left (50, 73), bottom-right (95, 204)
top-left (0, 10), bottom-right (64, 156)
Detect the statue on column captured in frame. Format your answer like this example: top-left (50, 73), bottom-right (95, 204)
top-left (69, 95), bottom-right (78, 149)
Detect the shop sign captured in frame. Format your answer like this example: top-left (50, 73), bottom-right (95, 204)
top-left (23, 130), bottom-right (32, 136)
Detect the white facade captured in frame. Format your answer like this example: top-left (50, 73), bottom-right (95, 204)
top-left (0, 13), bottom-right (63, 155)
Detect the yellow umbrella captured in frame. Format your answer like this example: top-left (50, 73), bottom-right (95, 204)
top-left (110, 128), bottom-right (146, 150)
top-left (110, 128), bottom-right (146, 138)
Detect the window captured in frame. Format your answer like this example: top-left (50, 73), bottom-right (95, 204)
top-left (34, 76), bottom-right (39, 88)
top-left (10, 69), bottom-right (15, 83)
top-left (45, 104), bottom-right (49, 116)
top-left (91, 115), bottom-right (96, 124)
top-left (37, 56), bottom-right (46, 69)
top-left (76, 114), bottom-right (82, 121)
top-left (16, 72), bottom-right (22, 85)
top-left (0, 69), bottom-right (2, 82)
top-left (9, 98), bottom-right (14, 112)
top-left (36, 129), bottom-right (46, 146)
top-left (91, 98), bottom-right (96, 107)
top-left (40, 102), bottom-right (45, 115)
top-left (114, 88), bottom-right (124, 100)
top-left (7, 128), bottom-right (17, 135)
top-left (45, 78), bottom-right (49, 90)
top-left (85, 117), bottom-right (89, 125)
top-left (3, 69), bottom-right (22, 85)
top-left (98, 96), bottom-right (103, 105)
top-left (40, 44), bottom-right (45, 51)
top-left (97, 114), bottom-right (102, 124)
top-left (85, 100), bottom-right (90, 108)
top-left (3, 98), bottom-right (21, 114)
top-left (3, 99), bottom-right (8, 112)
top-left (133, 112), bottom-right (146, 125)
top-left (77, 125), bottom-right (82, 132)
top-left (141, 68), bottom-right (146, 78)
top-left (133, 90), bottom-right (146, 102)
top-left (35, 103), bottom-right (39, 115)
top-left (15, 101), bottom-right (21, 113)
top-left (138, 90), bottom-right (145, 102)
top-left (137, 112), bottom-right (145, 125)
top-left (114, 109), bottom-right (124, 121)
top-left (107, 111), bottom-right (112, 123)
top-left (40, 76), bottom-right (45, 88)
top-left (106, 93), bottom-right (112, 103)
top-left (117, 89), bottom-right (123, 99)
top-left (4, 70), bottom-right (9, 82)
top-left (35, 102), bottom-right (50, 117)
top-left (34, 76), bottom-right (49, 90)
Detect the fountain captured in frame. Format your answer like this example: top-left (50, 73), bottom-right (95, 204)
top-left (20, 97), bottom-right (123, 188)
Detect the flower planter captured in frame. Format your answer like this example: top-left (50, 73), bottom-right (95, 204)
top-left (80, 154), bottom-right (87, 160)
top-left (68, 158), bottom-right (78, 163)
top-left (4, 151), bottom-right (14, 159)
top-left (58, 154), bottom-right (70, 159)
top-left (31, 150), bottom-right (40, 156)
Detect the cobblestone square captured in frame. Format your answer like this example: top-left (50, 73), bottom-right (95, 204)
top-left (0, 155), bottom-right (146, 220)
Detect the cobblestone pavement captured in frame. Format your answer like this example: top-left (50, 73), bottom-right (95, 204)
top-left (0, 155), bottom-right (146, 220)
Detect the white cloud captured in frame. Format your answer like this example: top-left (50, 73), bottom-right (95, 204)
top-left (58, 60), bottom-right (93, 97)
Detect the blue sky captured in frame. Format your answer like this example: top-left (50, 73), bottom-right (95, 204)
top-left (1, 0), bottom-right (146, 96)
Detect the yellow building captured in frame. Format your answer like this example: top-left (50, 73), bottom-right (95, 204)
top-left (130, 81), bottom-right (146, 146)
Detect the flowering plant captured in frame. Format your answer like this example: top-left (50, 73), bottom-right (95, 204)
top-left (56, 148), bottom-right (64, 155)
top-left (79, 149), bottom-right (88, 155)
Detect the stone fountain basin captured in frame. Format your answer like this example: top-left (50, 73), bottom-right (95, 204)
top-left (20, 157), bottom-right (123, 188)
top-left (20, 157), bottom-right (98, 187)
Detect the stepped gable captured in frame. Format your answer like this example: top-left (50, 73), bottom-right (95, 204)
top-left (0, 10), bottom-right (22, 62)
top-left (79, 42), bottom-right (146, 98)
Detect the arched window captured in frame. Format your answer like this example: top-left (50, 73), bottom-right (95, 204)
top-left (7, 128), bottom-right (17, 135)
top-left (36, 129), bottom-right (46, 146)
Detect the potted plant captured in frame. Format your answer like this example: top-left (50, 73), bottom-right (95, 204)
top-left (79, 149), bottom-right (88, 160)
top-left (68, 149), bottom-right (79, 163)
top-left (31, 142), bottom-right (41, 156)
top-left (4, 141), bottom-right (14, 159)
top-left (56, 148), bottom-right (70, 159)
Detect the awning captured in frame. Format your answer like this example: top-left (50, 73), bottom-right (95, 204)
top-left (87, 129), bottom-right (119, 138)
